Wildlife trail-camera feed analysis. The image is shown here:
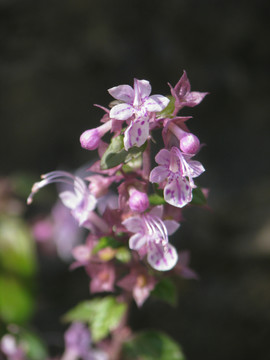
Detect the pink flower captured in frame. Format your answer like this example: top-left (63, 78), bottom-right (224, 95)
top-left (27, 171), bottom-right (97, 228)
top-left (163, 118), bottom-right (201, 155)
top-left (168, 70), bottom-right (208, 114)
top-left (87, 262), bottom-right (116, 293)
top-left (128, 189), bottom-right (149, 213)
top-left (149, 147), bottom-right (205, 208)
top-left (122, 206), bottom-right (179, 271)
top-left (117, 267), bottom-right (156, 307)
top-left (80, 120), bottom-right (112, 151)
top-left (108, 79), bottom-right (169, 150)
top-left (174, 251), bottom-right (199, 279)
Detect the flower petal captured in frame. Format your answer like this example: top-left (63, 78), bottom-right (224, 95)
top-left (155, 148), bottom-right (171, 166)
top-left (185, 158), bottom-right (205, 178)
top-left (184, 91), bottom-right (208, 107)
top-left (164, 176), bottom-right (192, 208)
top-left (147, 242), bottom-right (178, 271)
top-left (134, 79), bottom-right (152, 99)
top-left (123, 118), bottom-right (149, 150)
top-left (149, 165), bottom-right (169, 183)
top-left (122, 215), bottom-right (144, 233)
top-left (144, 95), bottom-right (170, 112)
top-left (129, 233), bottom-right (147, 250)
top-left (110, 103), bottom-right (134, 120)
top-left (108, 84), bottom-right (134, 103)
top-left (163, 219), bottom-right (180, 235)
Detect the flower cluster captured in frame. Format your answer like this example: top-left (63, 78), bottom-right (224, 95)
top-left (28, 71), bottom-right (207, 306)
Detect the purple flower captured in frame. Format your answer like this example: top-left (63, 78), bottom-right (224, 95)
top-left (108, 79), bottom-right (169, 150)
top-left (149, 147), bottom-right (205, 208)
top-left (27, 171), bottom-right (97, 228)
top-left (168, 71), bottom-right (208, 114)
top-left (122, 206), bottom-right (179, 271)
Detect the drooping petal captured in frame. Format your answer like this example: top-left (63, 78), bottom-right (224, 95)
top-left (108, 84), bottom-right (134, 103)
top-left (59, 191), bottom-right (81, 209)
top-left (164, 176), bottom-right (192, 208)
top-left (110, 103), bottom-right (134, 120)
top-left (123, 118), bottom-right (149, 150)
top-left (155, 148), bottom-right (171, 166)
top-left (147, 242), bottom-right (178, 271)
top-left (129, 233), bottom-right (147, 250)
top-left (149, 165), bottom-right (169, 183)
top-left (144, 95), bottom-right (170, 112)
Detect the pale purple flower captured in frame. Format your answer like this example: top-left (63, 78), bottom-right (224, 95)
top-left (27, 171), bottom-right (97, 228)
top-left (62, 323), bottom-right (108, 360)
top-left (0, 334), bottom-right (25, 360)
top-left (149, 147), bottom-right (205, 208)
top-left (122, 206), bottom-right (179, 271)
top-left (108, 79), bottom-right (169, 150)
top-left (168, 70), bottom-right (208, 114)
top-left (128, 189), bottom-right (149, 213)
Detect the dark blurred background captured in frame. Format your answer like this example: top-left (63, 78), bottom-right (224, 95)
top-left (1, 0), bottom-right (270, 359)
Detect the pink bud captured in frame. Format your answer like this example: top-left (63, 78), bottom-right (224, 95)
top-left (180, 133), bottom-right (200, 154)
top-left (129, 190), bottom-right (149, 213)
top-left (80, 128), bottom-right (100, 150)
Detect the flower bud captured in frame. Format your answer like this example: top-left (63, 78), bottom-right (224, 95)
top-left (180, 133), bottom-right (200, 154)
top-left (80, 128), bottom-right (100, 150)
top-left (129, 190), bottom-right (149, 213)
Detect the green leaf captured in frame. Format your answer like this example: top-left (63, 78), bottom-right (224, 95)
top-left (0, 216), bottom-right (36, 277)
top-left (92, 236), bottom-right (121, 254)
top-left (123, 330), bottom-right (186, 360)
top-left (151, 278), bottom-right (178, 306)
top-left (156, 96), bottom-right (175, 119)
top-left (0, 275), bottom-right (34, 324)
top-left (191, 187), bottom-right (207, 206)
top-left (20, 330), bottom-right (48, 360)
top-left (100, 135), bottom-right (147, 170)
top-left (100, 135), bottom-right (127, 170)
top-left (148, 193), bottom-right (166, 206)
top-left (63, 296), bottom-right (127, 342)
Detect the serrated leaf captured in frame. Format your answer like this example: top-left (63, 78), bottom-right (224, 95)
top-left (191, 187), bottom-right (207, 206)
top-left (151, 278), bottom-right (178, 306)
top-left (63, 296), bottom-right (127, 342)
top-left (148, 193), bottom-right (166, 206)
top-left (156, 96), bottom-right (175, 119)
top-left (123, 330), bottom-right (186, 360)
top-left (92, 236), bottom-right (121, 254)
